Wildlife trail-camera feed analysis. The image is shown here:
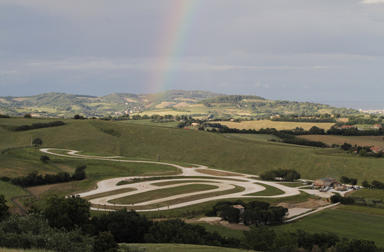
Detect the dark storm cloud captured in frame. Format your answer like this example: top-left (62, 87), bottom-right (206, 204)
top-left (0, 0), bottom-right (383, 108)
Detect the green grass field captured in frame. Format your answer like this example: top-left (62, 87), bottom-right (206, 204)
top-left (273, 205), bottom-right (384, 246)
top-left (349, 189), bottom-right (384, 201)
top-left (0, 181), bottom-right (29, 207)
top-left (1, 118), bottom-right (383, 184)
top-left (119, 243), bottom-right (248, 252)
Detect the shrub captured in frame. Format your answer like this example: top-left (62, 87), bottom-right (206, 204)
top-left (32, 138), bottom-right (43, 147)
top-left (0, 195), bottom-right (9, 221)
top-left (40, 155), bottom-right (50, 163)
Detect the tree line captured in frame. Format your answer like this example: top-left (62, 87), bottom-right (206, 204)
top-left (208, 200), bottom-right (288, 226)
top-left (10, 121), bottom-right (65, 131)
top-left (0, 195), bottom-right (382, 252)
top-left (0, 165), bottom-right (86, 187)
top-left (204, 122), bottom-right (384, 137)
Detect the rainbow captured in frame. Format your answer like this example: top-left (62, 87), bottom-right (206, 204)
top-left (148, 0), bottom-right (200, 93)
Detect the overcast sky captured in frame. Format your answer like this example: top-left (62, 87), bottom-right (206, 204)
top-left (1, 0), bottom-right (384, 108)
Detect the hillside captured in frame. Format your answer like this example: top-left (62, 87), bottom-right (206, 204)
top-left (0, 90), bottom-right (357, 118)
top-left (1, 118), bottom-right (383, 183)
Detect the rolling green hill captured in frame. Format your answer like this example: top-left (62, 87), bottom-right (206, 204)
top-left (0, 90), bottom-right (357, 118)
top-left (1, 117), bottom-right (383, 184)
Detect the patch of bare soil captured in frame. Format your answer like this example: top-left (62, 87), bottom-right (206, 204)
top-left (195, 169), bottom-right (243, 177)
top-left (278, 198), bottom-right (329, 209)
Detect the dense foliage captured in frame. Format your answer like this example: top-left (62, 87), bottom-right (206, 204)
top-left (260, 169), bottom-right (301, 181)
top-left (209, 200), bottom-right (288, 226)
top-left (11, 121), bottom-right (65, 131)
top-left (0, 195), bottom-right (383, 252)
top-left (340, 176), bottom-right (358, 185)
top-left (363, 180), bottom-right (384, 190)
top-left (5, 165), bottom-right (87, 187)
top-left (0, 195), bottom-right (9, 221)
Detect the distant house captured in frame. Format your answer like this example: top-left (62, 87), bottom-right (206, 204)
top-left (191, 122), bottom-right (200, 127)
top-left (370, 146), bottom-right (384, 154)
top-left (232, 205), bottom-right (245, 215)
top-left (339, 125), bottom-right (356, 130)
top-left (313, 178), bottom-right (340, 189)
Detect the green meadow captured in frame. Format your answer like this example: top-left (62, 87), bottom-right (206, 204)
top-left (1, 118), bottom-right (384, 183)
top-left (272, 205), bottom-right (384, 246)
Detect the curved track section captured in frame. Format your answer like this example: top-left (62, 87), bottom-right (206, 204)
top-left (41, 148), bottom-right (303, 212)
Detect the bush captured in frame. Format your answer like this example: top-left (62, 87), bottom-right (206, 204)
top-left (260, 169), bottom-right (300, 181)
top-left (340, 176), bottom-right (358, 185)
top-left (73, 114), bottom-right (85, 119)
top-left (0, 215), bottom-right (94, 252)
top-left (44, 196), bottom-right (90, 230)
top-left (0, 195), bottom-right (9, 221)
top-left (90, 210), bottom-right (151, 243)
top-left (330, 194), bottom-right (355, 205)
top-left (32, 138), bottom-right (43, 147)
top-left (40, 155), bottom-right (50, 163)
top-left (94, 231), bottom-right (118, 252)
top-left (12, 121), bottom-right (65, 131)
top-left (10, 166), bottom-right (87, 187)
top-left (72, 165), bottom-right (87, 180)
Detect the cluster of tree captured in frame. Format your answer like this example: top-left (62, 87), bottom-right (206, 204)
top-left (0, 195), bottom-right (382, 252)
top-left (340, 143), bottom-right (383, 158)
top-left (203, 124), bottom-right (329, 148)
top-left (340, 176), bottom-right (358, 185)
top-left (244, 226), bottom-right (382, 252)
top-left (210, 200), bottom-right (288, 226)
top-left (73, 114), bottom-right (86, 119)
top-left (327, 126), bottom-right (384, 136)
top-left (331, 193), bottom-right (384, 208)
top-left (0, 114), bottom-right (10, 118)
top-left (271, 114), bottom-right (336, 123)
top-left (10, 121), bottom-right (65, 131)
top-left (0, 195), bottom-right (9, 222)
top-left (1, 195), bottom-right (240, 251)
top-left (202, 95), bottom-right (265, 105)
top-left (275, 131), bottom-right (328, 148)
top-left (260, 169), bottom-right (301, 181)
top-left (345, 116), bottom-right (383, 125)
top-left (362, 180), bottom-right (384, 190)
top-left (330, 194), bottom-right (356, 205)
top-left (4, 165), bottom-right (86, 187)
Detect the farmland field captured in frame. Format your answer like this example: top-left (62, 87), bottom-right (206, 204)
top-left (272, 205), bottom-right (384, 246)
top-left (214, 120), bottom-right (335, 131)
top-left (298, 135), bottom-right (384, 148)
top-left (349, 189), bottom-right (384, 201)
